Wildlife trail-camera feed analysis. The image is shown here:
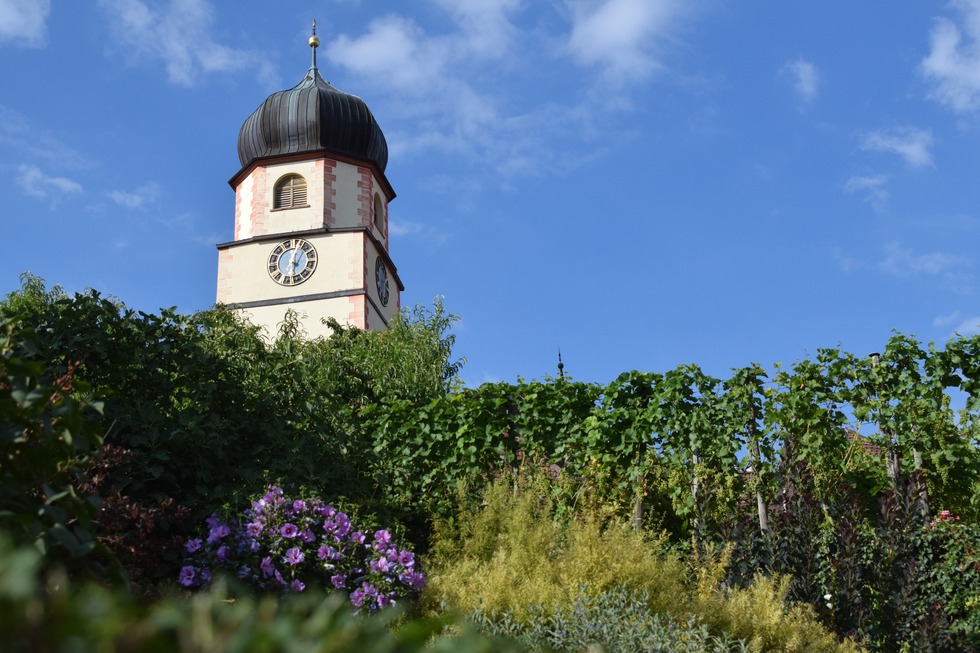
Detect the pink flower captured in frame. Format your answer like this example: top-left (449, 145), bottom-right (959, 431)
top-left (207, 523), bottom-right (231, 543)
top-left (285, 547), bottom-right (304, 565)
top-left (179, 565), bottom-right (196, 587)
top-left (260, 557), bottom-right (275, 578)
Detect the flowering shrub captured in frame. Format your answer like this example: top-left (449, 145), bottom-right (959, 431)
top-left (179, 486), bottom-right (424, 612)
top-left (928, 508), bottom-right (960, 527)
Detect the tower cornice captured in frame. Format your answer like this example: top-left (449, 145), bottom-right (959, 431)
top-left (228, 150), bottom-right (395, 201)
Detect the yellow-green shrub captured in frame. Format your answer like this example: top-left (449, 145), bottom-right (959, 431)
top-left (690, 558), bottom-right (862, 653)
top-left (423, 475), bottom-right (687, 618)
top-left (424, 475), bottom-right (863, 653)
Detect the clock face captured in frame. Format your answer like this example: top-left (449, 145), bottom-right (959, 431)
top-left (375, 257), bottom-right (390, 306)
top-left (268, 238), bottom-right (317, 286)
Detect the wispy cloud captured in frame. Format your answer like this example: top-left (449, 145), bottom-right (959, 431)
top-left (878, 242), bottom-right (972, 292)
top-left (952, 315), bottom-right (980, 336)
top-left (934, 310), bottom-right (961, 327)
top-left (879, 242), bottom-right (970, 276)
top-left (0, 0), bottom-right (50, 47)
top-left (921, 0), bottom-right (980, 113)
top-left (388, 218), bottom-right (449, 246)
top-left (431, 0), bottom-right (521, 60)
top-left (782, 58), bottom-right (820, 103)
top-left (861, 126), bottom-right (934, 168)
top-left (832, 248), bottom-right (857, 274)
top-left (16, 163), bottom-right (83, 206)
top-left (564, 0), bottom-right (688, 84)
top-left (0, 105), bottom-right (91, 168)
top-left (844, 174), bottom-right (890, 212)
top-left (97, 0), bottom-right (274, 86)
top-left (935, 310), bottom-right (980, 336)
top-left (107, 182), bottom-right (160, 209)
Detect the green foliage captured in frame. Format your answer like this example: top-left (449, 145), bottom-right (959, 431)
top-left (0, 311), bottom-right (110, 576)
top-left (0, 275), bottom-right (464, 583)
top-left (726, 460), bottom-right (980, 652)
top-left (469, 584), bottom-right (750, 652)
top-left (319, 299), bottom-right (464, 402)
top-left (912, 515), bottom-right (980, 649)
top-left (5, 273), bottom-right (980, 649)
top-left (365, 378), bottom-right (602, 521)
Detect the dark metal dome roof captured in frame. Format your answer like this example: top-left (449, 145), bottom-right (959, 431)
top-left (237, 66), bottom-right (388, 172)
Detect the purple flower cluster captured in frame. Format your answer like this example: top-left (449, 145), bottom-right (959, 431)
top-left (179, 485), bottom-right (424, 612)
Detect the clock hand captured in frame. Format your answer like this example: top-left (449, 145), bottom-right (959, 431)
top-left (287, 248), bottom-right (299, 273)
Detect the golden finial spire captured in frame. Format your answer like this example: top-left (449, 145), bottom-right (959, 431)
top-left (309, 19), bottom-right (320, 68)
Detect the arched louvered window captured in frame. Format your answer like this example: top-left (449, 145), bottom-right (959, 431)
top-left (373, 193), bottom-right (384, 232)
top-left (274, 174), bottom-right (308, 209)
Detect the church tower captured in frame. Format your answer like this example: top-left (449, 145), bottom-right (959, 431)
top-left (216, 24), bottom-right (402, 338)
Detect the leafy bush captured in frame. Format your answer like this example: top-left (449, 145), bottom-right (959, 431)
top-left (726, 458), bottom-right (980, 651)
top-left (0, 276), bottom-right (463, 585)
top-left (0, 314), bottom-right (113, 579)
top-left (181, 485), bottom-right (424, 612)
top-left (885, 508), bottom-right (980, 652)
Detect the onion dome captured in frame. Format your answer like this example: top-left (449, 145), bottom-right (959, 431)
top-left (237, 23), bottom-right (388, 172)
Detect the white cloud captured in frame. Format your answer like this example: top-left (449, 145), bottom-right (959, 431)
top-left (878, 242), bottom-right (971, 278)
top-left (326, 16), bottom-right (446, 94)
top-left (0, 0), bottom-right (50, 47)
top-left (861, 126), bottom-right (934, 168)
top-left (107, 182), bottom-right (160, 209)
top-left (325, 2), bottom-right (695, 184)
top-left (782, 58), bottom-right (820, 103)
top-left (564, 0), bottom-right (687, 84)
top-left (325, 8), bottom-right (590, 177)
top-left (16, 163), bottom-right (83, 206)
top-left (97, 0), bottom-right (274, 86)
top-left (921, 0), bottom-right (980, 113)
top-left (952, 315), bottom-right (980, 335)
top-left (844, 174), bottom-right (890, 212)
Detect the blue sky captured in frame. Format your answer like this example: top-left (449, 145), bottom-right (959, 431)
top-left (2, 0), bottom-right (980, 387)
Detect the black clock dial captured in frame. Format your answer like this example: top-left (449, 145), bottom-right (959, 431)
top-left (375, 257), bottom-right (389, 306)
